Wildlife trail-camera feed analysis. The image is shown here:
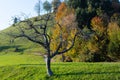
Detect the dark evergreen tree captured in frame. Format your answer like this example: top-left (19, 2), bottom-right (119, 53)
top-left (34, 0), bottom-right (41, 16)
top-left (43, 1), bottom-right (52, 13)
top-left (67, 0), bottom-right (113, 29)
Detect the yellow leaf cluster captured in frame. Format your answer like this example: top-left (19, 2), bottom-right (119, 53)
top-left (87, 42), bottom-right (99, 53)
top-left (91, 16), bottom-right (106, 33)
top-left (108, 22), bottom-right (120, 41)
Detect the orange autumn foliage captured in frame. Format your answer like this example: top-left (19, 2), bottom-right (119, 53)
top-left (55, 2), bottom-right (75, 22)
top-left (51, 2), bottom-right (77, 53)
top-left (91, 16), bottom-right (106, 33)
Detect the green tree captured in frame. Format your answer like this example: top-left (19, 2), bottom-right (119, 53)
top-left (43, 1), bottom-right (52, 13)
top-left (34, 0), bottom-right (41, 16)
top-left (107, 13), bottom-right (120, 60)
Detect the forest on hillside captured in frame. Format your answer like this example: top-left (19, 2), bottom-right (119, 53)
top-left (50, 0), bottom-right (120, 62)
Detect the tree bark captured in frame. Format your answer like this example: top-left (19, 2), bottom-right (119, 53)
top-left (61, 54), bottom-right (65, 62)
top-left (45, 55), bottom-right (53, 76)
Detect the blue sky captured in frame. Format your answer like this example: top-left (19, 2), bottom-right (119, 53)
top-left (0, 0), bottom-right (52, 30)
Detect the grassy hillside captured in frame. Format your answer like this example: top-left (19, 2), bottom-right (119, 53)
top-left (0, 16), bottom-right (51, 54)
top-left (0, 27), bottom-right (39, 54)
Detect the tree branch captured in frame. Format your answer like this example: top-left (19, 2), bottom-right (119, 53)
top-left (51, 31), bottom-right (78, 58)
top-left (57, 33), bottom-right (77, 54)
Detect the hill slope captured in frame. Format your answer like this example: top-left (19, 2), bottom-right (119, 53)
top-left (0, 28), bottom-right (42, 54)
top-left (0, 15), bottom-right (52, 54)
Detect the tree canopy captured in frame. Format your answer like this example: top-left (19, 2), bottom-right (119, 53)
top-left (43, 1), bottom-right (52, 13)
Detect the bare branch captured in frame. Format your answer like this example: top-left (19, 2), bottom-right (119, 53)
top-left (50, 22), bottom-right (63, 57)
top-left (50, 19), bottom-right (79, 58)
top-left (58, 33), bottom-right (77, 54)
top-left (51, 34), bottom-right (62, 57)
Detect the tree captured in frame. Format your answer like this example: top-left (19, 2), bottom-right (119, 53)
top-left (13, 17), bottom-right (21, 25)
top-left (51, 2), bottom-right (78, 62)
top-left (90, 14), bottom-right (113, 61)
top-left (64, 0), bottom-right (69, 4)
top-left (9, 7), bottom-right (78, 76)
top-left (34, 0), bottom-right (41, 16)
top-left (43, 1), bottom-right (52, 13)
top-left (107, 13), bottom-right (120, 60)
top-left (11, 16), bottom-right (21, 25)
top-left (52, 0), bottom-right (61, 12)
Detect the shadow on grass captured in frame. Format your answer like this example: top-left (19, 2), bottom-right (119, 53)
top-left (19, 64), bottom-right (46, 66)
top-left (56, 71), bottom-right (120, 76)
top-left (0, 45), bottom-right (16, 51)
top-left (0, 45), bottom-right (26, 52)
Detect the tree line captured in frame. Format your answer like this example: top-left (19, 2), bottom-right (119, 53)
top-left (61, 0), bottom-right (120, 62)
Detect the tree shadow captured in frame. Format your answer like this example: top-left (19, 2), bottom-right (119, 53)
top-left (56, 71), bottom-right (120, 76)
top-left (19, 64), bottom-right (46, 66)
top-left (0, 45), bottom-right (15, 51)
top-left (0, 45), bottom-right (26, 52)
top-left (51, 63), bottom-right (73, 66)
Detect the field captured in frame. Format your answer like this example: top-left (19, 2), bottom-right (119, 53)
top-left (0, 54), bottom-right (120, 80)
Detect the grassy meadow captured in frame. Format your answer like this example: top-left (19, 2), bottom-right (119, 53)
top-left (0, 54), bottom-right (119, 80)
top-left (0, 54), bottom-right (43, 66)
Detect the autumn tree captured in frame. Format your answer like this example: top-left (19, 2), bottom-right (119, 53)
top-left (9, 3), bottom-right (78, 76)
top-left (51, 2), bottom-right (78, 62)
top-left (107, 13), bottom-right (120, 60)
top-left (108, 22), bottom-right (120, 60)
top-left (90, 14), bottom-right (113, 61)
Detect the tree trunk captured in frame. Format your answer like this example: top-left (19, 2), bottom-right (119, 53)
top-left (61, 54), bottom-right (65, 62)
top-left (45, 55), bottom-right (53, 76)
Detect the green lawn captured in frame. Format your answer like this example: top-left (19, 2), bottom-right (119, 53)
top-left (0, 54), bottom-right (43, 66)
top-left (0, 54), bottom-right (120, 80)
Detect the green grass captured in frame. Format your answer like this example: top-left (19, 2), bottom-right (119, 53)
top-left (0, 54), bottom-right (120, 80)
top-left (0, 54), bottom-right (43, 66)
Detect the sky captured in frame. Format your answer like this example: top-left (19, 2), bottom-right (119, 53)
top-left (0, 0), bottom-right (52, 30)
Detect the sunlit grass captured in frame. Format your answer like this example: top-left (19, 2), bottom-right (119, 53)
top-left (0, 54), bottom-right (119, 80)
top-left (0, 54), bottom-right (43, 66)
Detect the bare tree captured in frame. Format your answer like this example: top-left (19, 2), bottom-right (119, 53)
top-left (8, 13), bottom-right (78, 76)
